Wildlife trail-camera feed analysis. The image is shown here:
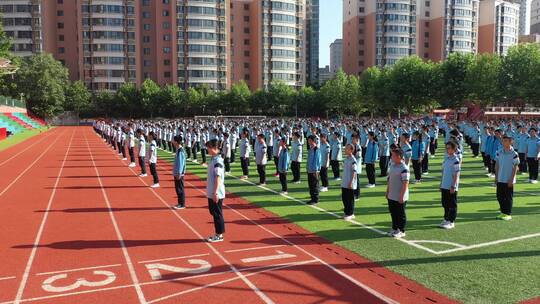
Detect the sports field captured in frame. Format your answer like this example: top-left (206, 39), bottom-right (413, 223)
top-left (157, 139), bottom-right (540, 304)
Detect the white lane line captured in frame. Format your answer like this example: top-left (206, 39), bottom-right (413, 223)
top-left (0, 276), bottom-right (16, 281)
top-left (0, 128), bottom-right (56, 167)
top-left (0, 129), bottom-right (66, 198)
top-left (83, 132), bottom-right (147, 304)
top-left (436, 232), bottom-right (540, 255)
top-left (0, 260), bottom-right (318, 304)
top-left (147, 259), bottom-right (319, 304)
top-left (241, 251), bottom-right (296, 263)
top-left (183, 178), bottom-right (400, 304)
top-left (36, 264), bottom-right (123, 276)
top-left (13, 129), bottom-right (74, 304)
top-left (137, 253), bottom-right (210, 264)
top-left (225, 245), bottom-right (286, 253)
top-left (114, 151), bottom-right (274, 304)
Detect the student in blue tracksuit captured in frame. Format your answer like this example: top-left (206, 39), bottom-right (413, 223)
top-left (400, 133), bottom-right (412, 166)
top-left (291, 131), bottom-right (303, 183)
top-left (494, 136), bottom-right (520, 221)
top-left (341, 144), bottom-right (358, 220)
top-left (277, 138), bottom-right (290, 194)
top-left (517, 126), bottom-right (529, 174)
top-left (330, 132), bottom-right (342, 180)
top-left (411, 131), bottom-right (425, 183)
top-left (379, 129), bottom-right (390, 177)
top-left (306, 135), bottom-right (321, 205)
top-left (364, 131), bottom-right (378, 187)
top-left (489, 129), bottom-right (503, 177)
top-left (206, 139), bottom-right (226, 242)
top-left (525, 128), bottom-right (540, 183)
top-left (439, 141), bottom-right (461, 229)
top-left (319, 134), bottom-right (331, 192)
top-left (421, 126), bottom-right (431, 174)
top-left (172, 135), bottom-right (187, 209)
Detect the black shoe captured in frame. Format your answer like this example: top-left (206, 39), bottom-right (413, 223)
top-left (307, 201), bottom-right (318, 205)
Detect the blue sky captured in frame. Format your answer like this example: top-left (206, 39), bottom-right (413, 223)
top-left (319, 0), bottom-right (342, 68)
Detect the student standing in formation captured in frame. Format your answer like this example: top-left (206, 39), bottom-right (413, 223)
top-left (341, 144), bottom-right (358, 221)
top-left (291, 131), bottom-right (303, 184)
top-left (400, 133), bottom-right (412, 166)
top-left (439, 141), bottom-right (461, 229)
top-left (120, 127), bottom-right (127, 161)
top-left (364, 131), bottom-right (378, 188)
top-left (319, 134), bottom-right (331, 192)
top-left (470, 124), bottom-right (481, 158)
top-left (172, 135), bottom-right (187, 210)
top-left (421, 126), bottom-right (431, 174)
top-left (306, 135), bottom-right (322, 205)
top-left (277, 138), bottom-right (290, 195)
top-left (272, 129), bottom-right (281, 177)
top-left (411, 131), bottom-right (425, 183)
top-left (517, 125), bottom-right (529, 175)
top-left (136, 129), bottom-right (147, 177)
top-left (239, 129), bottom-right (251, 179)
top-left (127, 123), bottom-right (136, 167)
top-left (255, 134), bottom-right (268, 186)
top-left (379, 129), bottom-right (390, 177)
top-left (351, 134), bottom-right (362, 201)
top-left (222, 132), bottom-right (232, 173)
top-left (148, 131), bottom-right (160, 188)
top-left (525, 128), bottom-right (540, 184)
top-left (494, 136), bottom-right (520, 220)
top-left (330, 132), bottom-right (342, 180)
top-left (205, 139), bottom-right (226, 242)
top-left (386, 148), bottom-right (410, 238)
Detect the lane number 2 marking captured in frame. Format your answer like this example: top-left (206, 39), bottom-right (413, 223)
top-left (145, 259), bottom-right (211, 280)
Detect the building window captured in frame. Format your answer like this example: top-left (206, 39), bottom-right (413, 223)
top-left (163, 0), bottom-right (170, 3)
top-left (359, 50), bottom-right (364, 56)
top-left (143, 36), bottom-right (150, 43)
top-left (245, 74), bottom-right (250, 80)
top-left (143, 0), bottom-right (150, 6)
top-left (244, 16), bottom-right (250, 22)
top-left (163, 22), bottom-right (170, 29)
top-left (163, 10), bottom-right (169, 17)
top-left (57, 0), bottom-right (63, 4)
top-left (144, 60), bottom-right (151, 67)
top-left (164, 59), bottom-right (171, 66)
top-left (425, 21), bottom-right (429, 27)
top-left (425, 11), bottom-right (430, 17)
top-left (359, 39), bottom-right (364, 45)
top-left (244, 27), bottom-right (250, 33)
top-left (244, 62), bottom-right (249, 68)
top-left (425, 1), bottom-right (430, 7)
top-left (359, 18), bottom-right (364, 24)
top-left (359, 61), bottom-right (364, 66)
top-left (57, 10), bottom-right (63, 16)
top-left (144, 24), bottom-right (151, 30)
top-left (143, 12), bottom-right (150, 18)
top-left (163, 34), bottom-right (171, 41)
top-left (164, 71), bottom-right (171, 78)
top-left (58, 47), bottom-right (65, 53)
top-left (424, 53), bottom-right (429, 58)
top-left (244, 39), bottom-right (250, 45)
top-left (424, 32), bottom-right (429, 37)
top-left (244, 50), bottom-right (250, 56)
top-left (359, 7), bottom-right (364, 13)
top-left (57, 22), bottom-right (64, 29)
top-left (144, 48), bottom-right (151, 55)
top-left (163, 47), bottom-right (171, 53)
top-left (59, 35), bottom-right (64, 41)
top-left (244, 4), bottom-right (249, 10)
top-left (424, 42), bottom-right (429, 48)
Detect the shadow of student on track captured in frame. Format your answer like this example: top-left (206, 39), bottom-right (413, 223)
top-left (13, 238), bottom-right (202, 250)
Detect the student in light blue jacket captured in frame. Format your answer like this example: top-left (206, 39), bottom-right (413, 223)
top-left (364, 131), bottom-right (379, 187)
top-left (172, 135), bottom-right (187, 210)
top-left (306, 135), bottom-right (321, 205)
top-left (277, 138), bottom-right (290, 194)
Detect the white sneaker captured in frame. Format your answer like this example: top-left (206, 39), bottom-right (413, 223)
top-left (139, 173), bottom-right (148, 177)
top-left (151, 183), bottom-right (160, 188)
top-left (122, 158), bottom-right (127, 161)
top-left (334, 177), bottom-right (342, 181)
top-left (392, 231), bottom-right (406, 238)
top-left (294, 181), bottom-right (301, 184)
top-left (532, 180), bottom-right (538, 184)
top-left (422, 172), bottom-right (429, 175)
top-left (366, 184), bottom-right (375, 188)
top-left (439, 220), bottom-right (449, 228)
top-left (207, 234), bottom-right (224, 243)
top-left (129, 163), bottom-right (136, 167)
top-left (343, 215), bottom-right (355, 221)
top-left (442, 222), bottom-right (455, 229)
top-left (387, 229), bottom-right (398, 237)
top-left (280, 191), bottom-right (288, 195)
top-left (320, 187), bottom-right (328, 192)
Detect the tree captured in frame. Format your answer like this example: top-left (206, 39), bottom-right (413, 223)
top-left (295, 86), bottom-right (320, 117)
top-left (160, 84), bottom-right (184, 117)
top-left (433, 52), bottom-right (474, 109)
top-left (116, 82), bottom-right (139, 118)
top-left (266, 80), bottom-right (296, 116)
top-left (501, 43), bottom-right (540, 109)
top-left (320, 69), bottom-right (360, 117)
top-left (94, 90), bottom-right (116, 118)
top-left (465, 53), bottom-right (502, 107)
top-left (140, 79), bottom-right (161, 118)
top-left (359, 66), bottom-right (381, 118)
top-left (64, 80), bottom-right (92, 115)
top-left (227, 81), bottom-right (251, 115)
top-left (0, 15), bottom-right (13, 59)
top-left (10, 54), bottom-right (68, 118)
top-left (186, 87), bottom-right (202, 116)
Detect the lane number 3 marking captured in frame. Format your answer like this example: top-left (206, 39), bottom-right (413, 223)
top-left (42, 270), bottom-right (116, 293)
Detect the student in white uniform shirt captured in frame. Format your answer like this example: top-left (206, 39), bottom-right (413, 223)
top-left (136, 129), bottom-right (147, 177)
top-left (255, 134), bottom-right (268, 186)
top-left (148, 131), bottom-right (159, 188)
top-left (222, 132), bottom-right (232, 173)
top-left (239, 129), bottom-right (251, 179)
top-left (127, 123), bottom-right (136, 167)
top-left (385, 148), bottom-right (410, 238)
top-left (341, 144), bottom-right (358, 220)
top-left (206, 139), bottom-right (226, 243)
top-left (439, 141), bottom-right (461, 229)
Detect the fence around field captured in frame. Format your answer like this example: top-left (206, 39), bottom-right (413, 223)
top-left (0, 95), bottom-right (25, 109)
top-left (46, 111), bottom-right (81, 126)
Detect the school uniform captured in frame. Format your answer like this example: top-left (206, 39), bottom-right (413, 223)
top-left (364, 139), bottom-right (378, 185)
top-left (440, 154), bottom-right (461, 223)
top-left (255, 141), bottom-right (268, 184)
top-left (495, 148), bottom-right (520, 215)
top-left (207, 155), bottom-right (226, 235)
top-left (201, 131), bottom-right (209, 164)
top-left (320, 141), bottom-right (331, 188)
top-left (330, 137), bottom-right (342, 179)
top-left (222, 138), bottom-right (232, 173)
top-left (387, 161), bottom-right (410, 233)
top-left (291, 138), bottom-right (303, 182)
top-left (239, 137), bottom-right (251, 177)
top-left (378, 135), bottom-right (390, 176)
top-left (421, 133), bottom-right (431, 173)
top-left (353, 144), bottom-right (363, 200)
top-left (149, 140), bottom-right (159, 184)
top-left (411, 139), bottom-right (425, 181)
top-left (429, 126), bottom-right (439, 155)
top-left (525, 135), bottom-right (540, 181)
top-left (307, 145), bottom-right (322, 204)
top-left (230, 131), bottom-right (238, 163)
top-left (278, 147), bottom-right (290, 192)
top-left (517, 132), bottom-right (529, 173)
top-left (138, 135), bottom-right (147, 175)
top-left (272, 136), bottom-right (281, 175)
top-left (128, 129), bottom-right (136, 164)
top-left (341, 156), bottom-right (358, 216)
top-left (402, 143), bottom-right (412, 166)
top-left (173, 147), bottom-right (187, 207)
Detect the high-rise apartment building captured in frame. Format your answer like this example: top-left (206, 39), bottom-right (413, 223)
top-left (531, 0), bottom-right (540, 33)
top-left (306, 0), bottom-right (319, 85)
top-left (479, 0), bottom-right (520, 55)
top-left (329, 38), bottom-right (342, 74)
top-left (230, 0), bottom-right (306, 90)
top-left (519, 0), bottom-right (532, 35)
top-left (0, 0), bottom-right (43, 57)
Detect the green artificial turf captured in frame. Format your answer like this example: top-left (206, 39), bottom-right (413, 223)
top-left (0, 127), bottom-right (51, 152)
top-left (157, 147), bottom-right (540, 304)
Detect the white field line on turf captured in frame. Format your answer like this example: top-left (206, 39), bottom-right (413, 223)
top-left (110, 141), bottom-right (275, 304)
top-left (147, 259), bottom-right (319, 304)
top-left (183, 178), bottom-right (400, 304)
top-left (137, 253), bottom-right (210, 264)
top-left (0, 128), bottom-right (56, 167)
top-left (84, 132), bottom-right (147, 304)
top-left (0, 129), bottom-right (66, 198)
top-left (13, 129), bottom-right (74, 304)
top-left (0, 259), bottom-right (319, 304)
top-left (435, 232), bottom-right (540, 255)
top-left (36, 264), bottom-right (123, 276)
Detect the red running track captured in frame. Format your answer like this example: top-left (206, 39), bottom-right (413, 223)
top-left (0, 127), bottom-right (457, 304)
